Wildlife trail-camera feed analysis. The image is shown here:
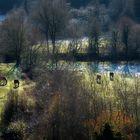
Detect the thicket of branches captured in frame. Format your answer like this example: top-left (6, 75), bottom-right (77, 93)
top-left (1, 70), bottom-right (140, 140)
top-left (0, 0), bottom-right (140, 64)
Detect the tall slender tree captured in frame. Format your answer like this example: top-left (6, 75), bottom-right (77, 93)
top-left (32, 0), bottom-right (69, 63)
top-left (0, 9), bottom-right (28, 66)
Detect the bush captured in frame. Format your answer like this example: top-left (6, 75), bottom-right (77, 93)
top-left (100, 123), bottom-right (114, 140)
top-left (96, 123), bottom-right (122, 140)
top-left (3, 121), bottom-right (26, 140)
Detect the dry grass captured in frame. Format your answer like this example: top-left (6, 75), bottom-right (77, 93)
top-left (0, 63), bottom-right (35, 119)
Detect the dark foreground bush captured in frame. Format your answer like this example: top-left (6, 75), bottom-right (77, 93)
top-left (96, 123), bottom-right (122, 140)
top-left (1, 90), bottom-right (34, 140)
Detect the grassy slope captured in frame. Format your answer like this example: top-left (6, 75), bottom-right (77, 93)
top-left (0, 62), bottom-right (138, 133)
top-left (0, 63), bottom-right (34, 118)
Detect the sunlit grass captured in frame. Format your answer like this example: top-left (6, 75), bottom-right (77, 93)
top-left (35, 37), bottom-right (111, 53)
top-left (0, 63), bottom-right (35, 119)
top-left (0, 62), bottom-right (138, 134)
top-left (81, 70), bottom-right (139, 132)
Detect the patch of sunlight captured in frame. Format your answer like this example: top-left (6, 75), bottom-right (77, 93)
top-left (0, 63), bottom-right (35, 118)
top-left (38, 37), bottom-right (111, 53)
top-left (80, 68), bottom-right (138, 103)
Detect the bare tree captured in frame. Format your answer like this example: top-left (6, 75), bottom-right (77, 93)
top-left (67, 19), bottom-right (83, 59)
top-left (117, 16), bottom-right (134, 59)
top-left (129, 24), bottom-right (140, 58)
top-left (88, 17), bottom-right (100, 57)
top-left (111, 29), bottom-right (119, 59)
top-left (0, 9), bottom-right (28, 67)
top-left (32, 0), bottom-right (69, 62)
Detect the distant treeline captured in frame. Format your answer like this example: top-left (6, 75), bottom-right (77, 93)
top-left (68, 0), bottom-right (110, 8)
top-left (0, 0), bottom-right (21, 13)
top-left (0, 0), bottom-right (110, 12)
top-left (0, 0), bottom-right (140, 21)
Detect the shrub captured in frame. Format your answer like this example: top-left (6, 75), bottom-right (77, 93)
top-left (3, 121), bottom-right (26, 140)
